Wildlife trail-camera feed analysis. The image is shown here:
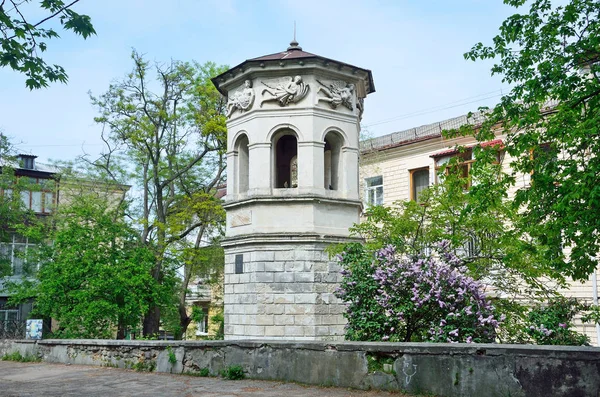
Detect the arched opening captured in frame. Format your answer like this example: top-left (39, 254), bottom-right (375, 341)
top-left (273, 131), bottom-right (298, 188)
top-left (324, 131), bottom-right (343, 190)
top-left (234, 134), bottom-right (249, 194)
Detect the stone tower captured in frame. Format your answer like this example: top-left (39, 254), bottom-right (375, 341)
top-left (212, 41), bottom-right (374, 340)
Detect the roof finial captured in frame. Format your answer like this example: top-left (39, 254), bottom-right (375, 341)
top-left (288, 21), bottom-right (302, 51)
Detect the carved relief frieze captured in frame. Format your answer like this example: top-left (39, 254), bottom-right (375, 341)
top-left (316, 79), bottom-right (355, 111)
top-left (226, 79), bottom-right (255, 118)
top-left (260, 75), bottom-right (310, 107)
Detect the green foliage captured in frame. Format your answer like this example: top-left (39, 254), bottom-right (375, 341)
top-left (0, 0), bottom-right (95, 89)
top-left (199, 367), bottom-right (210, 377)
top-left (525, 296), bottom-right (590, 346)
top-left (366, 354), bottom-right (395, 374)
top-left (166, 345), bottom-right (177, 365)
top-left (90, 52), bottom-right (228, 338)
top-left (349, 158), bottom-right (559, 299)
top-left (132, 359), bottom-right (156, 372)
top-left (460, 0), bottom-right (600, 281)
top-left (221, 365), bottom-right (244, 380)
top-left (339, 146), bottom-right (568, 343)
top-left (1, 351), bottom-right (41, 362)
top-left (7, 185), bottom-right (161, 339)
top-left (210, 309), bottom-right (225, 340)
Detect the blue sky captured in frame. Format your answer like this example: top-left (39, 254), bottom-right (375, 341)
top-left (0, 0), bottom-right (517, 164)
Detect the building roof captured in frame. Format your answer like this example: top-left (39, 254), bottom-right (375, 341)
top-left (360, 111), bottom-right (488, 153)
top-left (0, 157), bottom-right (60, 176)
top-left (212, 41), bottom-right (375, 97)
top-left (429, 139), bottom-right (504, 158)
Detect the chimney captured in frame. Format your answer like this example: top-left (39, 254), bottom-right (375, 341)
top-left (18, 154), bottom-right (37, 170)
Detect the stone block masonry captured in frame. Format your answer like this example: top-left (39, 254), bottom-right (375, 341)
top-left (2, 339), bottom-right (600, 397)
top-left (223, 241), bottom-right (346, 341)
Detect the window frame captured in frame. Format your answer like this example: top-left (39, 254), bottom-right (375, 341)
top-left (364, 175), bottom-right (384, 207)
top-left (434, 150), bottom-right (474, 188)
top-left (1, 176), bottom-right (56, 214)
top-left (0, 234), bottom-right (37, 276)
top-left (409, 167), bottom-right (430, 202)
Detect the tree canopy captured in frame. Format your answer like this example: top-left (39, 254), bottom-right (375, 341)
top-left (8, 183), bottom-right (161, 339)
top-left (90, 51), bottom-right (228, 338)
top-left (457, 0), bottom-right (600, 281)
top-left (0, 0), bottom-right (95, 89)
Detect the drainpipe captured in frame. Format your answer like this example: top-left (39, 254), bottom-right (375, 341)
top-left (592, 268), bottom-right (600, 346)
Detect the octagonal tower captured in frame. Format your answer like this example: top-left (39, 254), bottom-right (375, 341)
top-left (212, 40), bottom-right (374, 340)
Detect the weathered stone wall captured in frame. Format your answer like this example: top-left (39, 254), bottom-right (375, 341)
top-left (224, 241), bottom-right (347, 340)
top-left (1, 340), bottom-right (599, 396)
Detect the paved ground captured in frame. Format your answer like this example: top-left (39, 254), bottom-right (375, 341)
top-left (0, 361), bottom-right (407, 397)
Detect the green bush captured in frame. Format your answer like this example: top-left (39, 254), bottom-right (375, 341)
top-left (525, 297), bottom-right (589, 346)
top-left (199, 367), bottom-right (210, 377)
top-left (221, 365), bottom-right (244, 380)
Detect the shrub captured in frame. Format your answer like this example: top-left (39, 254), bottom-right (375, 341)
top-left (525, 297), bottom-right (589, 346)
top-left (335, 241), bottom-right (501, 343)
top-left (221, 365), bottom-right (244, 380)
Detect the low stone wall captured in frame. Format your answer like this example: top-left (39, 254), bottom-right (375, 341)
top-left (1, 339), bottom-right (599, 396)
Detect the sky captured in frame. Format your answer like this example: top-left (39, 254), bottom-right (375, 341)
top-left (0, 0), bottom-right (518, 165)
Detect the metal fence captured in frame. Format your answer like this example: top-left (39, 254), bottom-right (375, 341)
top-left (0, 320), bottom-right (25, 340)
top-left (361, 112), bottom-right (487, 152)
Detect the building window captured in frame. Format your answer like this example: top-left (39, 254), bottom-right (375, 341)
top-left (4, 177), bottom-right (56, 214)
top-left (410, 168), bottom-right (429, 202)
top-left (324, 131), bottom-right (343, 190)
top-left (195, 306), bottom-right (209, 336)
top-left (435, 150), bottom-right (474, 188)
top-left (365, 176), bottom-right (383, 206)
top-left (0, 234), bottom-right (36, 276)
top-left (234, 134), bottom-right (249, 194)
top-left (0, 309), bottom-right (19, 322)
top-left (273, 131), bottom-right (298, 188)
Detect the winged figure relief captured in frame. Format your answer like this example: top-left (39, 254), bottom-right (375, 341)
top-left (260, 76), bottom-right (310, 107)
top-left (316, 80), bottom-right (355, 111)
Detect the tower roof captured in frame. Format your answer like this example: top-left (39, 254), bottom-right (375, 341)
top-left (212, 41), bottom-right (375, 97)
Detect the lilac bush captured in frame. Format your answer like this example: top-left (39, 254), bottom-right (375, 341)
top-left (335, 240), bottom-right (500, 343)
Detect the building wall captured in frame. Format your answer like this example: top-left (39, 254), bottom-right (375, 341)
top-left (223, 241), bottom-right (346, 340)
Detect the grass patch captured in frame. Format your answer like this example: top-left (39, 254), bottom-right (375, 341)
top-left (2, 351), bottom-right (41, 363)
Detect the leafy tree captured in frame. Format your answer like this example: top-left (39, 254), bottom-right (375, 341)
top-left (0, 0), bottom-right (95, 89)
top-left (459, 0), bottom-right (600, 281)
top-left (8, 183), bottom-right (160, 339)
top-left (89, 51), bottom-right (227, 338)
top-left (335, 241), bottom-right (501, 343)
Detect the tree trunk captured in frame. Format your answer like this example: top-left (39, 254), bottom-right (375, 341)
top-left (143, 306), bottom-right (160, 337)
top-left (176, 302), bottom-right (191, 340)
top-left (117, 320), bottom-right (126, 340)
